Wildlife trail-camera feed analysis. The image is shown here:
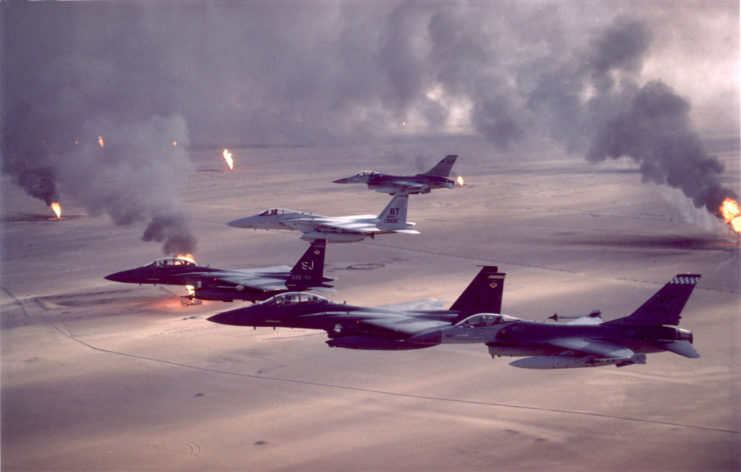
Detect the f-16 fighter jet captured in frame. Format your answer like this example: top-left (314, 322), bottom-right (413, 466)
top-left (104, 240), bottom-right (333, 303)
top-left (227, 193), bottom-right (418, 243)
top-left (208, 266), bottom-right (505, 349)
top-left (333, 154), bottom-right (458, 194)
top-left (411, 273), bottom-right (702, 369)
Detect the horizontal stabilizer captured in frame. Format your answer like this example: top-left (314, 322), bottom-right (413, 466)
top-left (659, 340), bottom-right (700, 358)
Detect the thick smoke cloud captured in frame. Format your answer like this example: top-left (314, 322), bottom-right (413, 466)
top-left (587, 81), bottom-right (733, 212)
top-left (1, 1), bottom-right (738, 242)
top-left (2, 2), bottom-right (196, 254)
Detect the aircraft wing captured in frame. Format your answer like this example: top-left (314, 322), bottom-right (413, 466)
top-left (299, 305), bottom-right (452, 337)
top-left (316, 220), bottom-right (380, 234)
top-left (375, 299), bottom-right (446, 312)
top-left (289, 216), bottom-right (380, 235)
top-left (357, 315), bottom-right (452, 337)
top-left (549, 338), bottom-right (635, 360)
top-left (389, 180), bottom-right (426, 191)
top-left (565, 316), bottom-right (603, 326)
top-left (191, 267), bottom-right (292, 291)
top-left (216, 275), bottom-right (287, 291)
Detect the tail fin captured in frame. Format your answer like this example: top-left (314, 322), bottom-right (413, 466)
top-left (423, 155), bottom-right (458, 177)
top-left (377, 193), bottom-right (411, 229)
top-left (287, 239), bottom-right (332, 289)
top-left (606, 274), bottom-right (701, 326)
top-left (450, 266), bottom-right (506, 318)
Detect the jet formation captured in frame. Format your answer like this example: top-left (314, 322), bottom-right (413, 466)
top-left (227, 193), bottom-right (418, 243)
top-left (208, 269), bottom-right (701, 369)
top-left (105, 239), bottom-right (333, 303)
top-left (105, 151), bottom-right (703, 370)
top-left (334, 154), bottom-right (459, 194)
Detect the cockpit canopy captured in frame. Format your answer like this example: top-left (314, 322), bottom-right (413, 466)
top-left (148, 257), bottom-right (196, 269)
top-left (257, 208), bottom-right (298, 217)
top-left (455, 313), bottom-right (519, 327)
top-left (263, 292), bottom-right (328, 306)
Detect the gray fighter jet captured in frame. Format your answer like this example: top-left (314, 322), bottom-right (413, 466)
top-left (334, 154), bottom-right (458, 194)
top-left (104, 239), bottom-right (333, 303)
top-left (207, 266), bottom-right (505, 349)
top-left (227, 193), bottom-right (418, 243)
top-left (411, 273), bottom-right (701, 368)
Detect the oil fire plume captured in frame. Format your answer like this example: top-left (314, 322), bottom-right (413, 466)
top-left (222, 148), bottom-right (234, 170)
top-left (50, 202), bottom-right (62, 219)
top-left (718, 198), bottom-right (741, 235)
top-left (176, 253), bottom-right (197, 264)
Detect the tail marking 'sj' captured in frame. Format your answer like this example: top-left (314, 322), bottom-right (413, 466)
top-left (450, 266), bottom-right (506, 319)
top-left (288, 239), bottom-right (329, 288)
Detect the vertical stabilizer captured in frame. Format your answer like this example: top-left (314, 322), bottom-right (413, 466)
top-left (288, 239), bottom-right (329, 288)
top-left (450, 266), bottom-right (506, 318)
top-left (377, 193), bottom-right (410, 229)
top-left (423, 155), bottom-right (458, 177)
top-left (606, 274), bottom-right (701, 326)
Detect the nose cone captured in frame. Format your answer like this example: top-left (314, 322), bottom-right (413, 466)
top-left (207, 308), bottom-right (252, 326)
top-left (333, 173), bottom-right (368, 184)
top-left (104, 269), bottom-right (140, 283)
top-left (227, 215), bottom-right (260, 228)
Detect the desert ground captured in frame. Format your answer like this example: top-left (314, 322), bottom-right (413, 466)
top-left (2, 136), bottom-right (739, 471)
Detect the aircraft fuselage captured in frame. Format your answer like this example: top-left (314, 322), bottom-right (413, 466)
top-left (431, 319), bottom-right (692, 359)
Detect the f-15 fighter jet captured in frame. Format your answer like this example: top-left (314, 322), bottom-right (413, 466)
top-left (208, 266), bottom-right (505, 349)
top-left (411, 273), bottom-right (702, 369)
top-left (227, 193), bottom-right (418, 243)
top-left (333, 154), bottom-right (458, 194)
top-left (104, 240), bottom-right (333, 303)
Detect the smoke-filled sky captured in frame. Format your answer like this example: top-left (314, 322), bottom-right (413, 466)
top-left (1, 1), bottom-right (738, 253)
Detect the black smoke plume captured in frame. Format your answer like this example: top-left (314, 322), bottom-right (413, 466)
top-left (1, 2), bottom-right (197, 254)
top-left (1, 2), bottom-right (737, 237)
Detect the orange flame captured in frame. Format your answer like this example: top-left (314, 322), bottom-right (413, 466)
top-left (97, 136), bottom-right (104, 148)
top-left (50, 202), bottom-right (62, 219)
top-left (222, 148), bottom-right (234, 170)
top-left (176, 253), bottom-right (197, 264)
top-left (456, 176), bottom-right (465, 186)
top-left (185, 284), bottom-right (196, 297)
top-left (172, 140), bottom-right (178, 147)
top-left (719, 198), bottom-right (741, 234)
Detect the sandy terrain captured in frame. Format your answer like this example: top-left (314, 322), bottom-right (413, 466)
top-left (2, 136), bottom-right (739, 471)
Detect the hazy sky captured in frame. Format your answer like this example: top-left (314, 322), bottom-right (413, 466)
top-left (1, 1), bottom-right (738, 253)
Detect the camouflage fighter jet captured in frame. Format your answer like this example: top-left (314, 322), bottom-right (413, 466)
top-left (334, 154), bottom-right (459, 194)
top-left (104, 239), bottom-right (333, 303)
top-left (207, 266), bottom-right (504, 349)
top-left (411, 273), bottom-right (702, 368)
